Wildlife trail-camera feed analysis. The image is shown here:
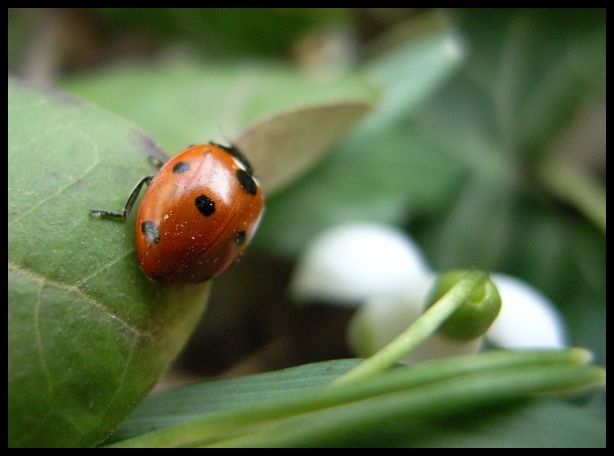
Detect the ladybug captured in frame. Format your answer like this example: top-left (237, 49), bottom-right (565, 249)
top-left (91, 142), bottom-right (265, 285)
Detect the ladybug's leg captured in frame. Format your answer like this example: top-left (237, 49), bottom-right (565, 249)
top-left (90, 176), bottom-right (153, 220)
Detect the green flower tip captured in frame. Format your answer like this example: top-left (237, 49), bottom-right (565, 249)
top-left (569, 347), bottom-right (594, 365)
top-left (427, 270), bottom-right (502, 341)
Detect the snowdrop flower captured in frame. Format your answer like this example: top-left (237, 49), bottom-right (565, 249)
top-left (289, 222), bottom-right (567, 365)
top-left (348, 272), bottom-right (567, 363)
top-left (289, 222), bottom-right (431, 305)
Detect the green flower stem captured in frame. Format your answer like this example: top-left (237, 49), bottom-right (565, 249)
top-left (333, 270), bottom-right (490, 386)
top-left (106, 348), bottom-right (595, 448)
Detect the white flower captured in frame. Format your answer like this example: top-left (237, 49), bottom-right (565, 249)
top-left (288, 222), bottom-right (567, 364)
top-left (289, 222), bottom-right (431, 306)
top-left (486, 274), bottom-right (567, 349)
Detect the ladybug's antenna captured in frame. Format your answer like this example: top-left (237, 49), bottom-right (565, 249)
top-left (216, 124), bottom-right (235, 149)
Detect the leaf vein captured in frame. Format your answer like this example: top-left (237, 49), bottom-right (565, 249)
top-left (9, 261), bottom-right (140, 337)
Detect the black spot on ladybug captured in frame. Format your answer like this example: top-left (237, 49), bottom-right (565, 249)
top-left (235, 230), bottom-right (246, 246)
top-left (142, 221), bottom-right (160, 244)
top-left (213, 142), bottom-right (254, 174)
top-left (236, 169), bottom-right (258, 195)
top-left (195, 194), bottom-right (216, 216)
top-left (172, 161), bottom-right (190, 173)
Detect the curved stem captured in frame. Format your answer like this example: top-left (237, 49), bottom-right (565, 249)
top-left (332, 271), bottom-right (489, 386)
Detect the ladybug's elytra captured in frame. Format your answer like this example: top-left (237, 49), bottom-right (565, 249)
top-left (91, 142), bottom-right (265, 285)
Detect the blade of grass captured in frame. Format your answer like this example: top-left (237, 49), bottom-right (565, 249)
top-left (106, 348), bottom-right (595, 447)
top-left (205, 363), bottom-right (605, 447)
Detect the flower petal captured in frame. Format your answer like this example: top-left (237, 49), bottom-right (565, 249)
top-left (289, 222), bottom-right (431, 305)
top-left (486, 274), bottom-right (567, 349)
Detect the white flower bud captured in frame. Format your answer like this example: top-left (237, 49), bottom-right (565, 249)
top-left (289, 222), bottom-right (430, 306)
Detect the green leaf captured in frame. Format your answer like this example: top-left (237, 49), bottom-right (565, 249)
top-left (63, 63), bottom-right (376, 194)
top-left (410, 398), bottom-right (606, 448)
top-left (8, 79), bottom-right (210, 447)
top-left (106, 359), bottom-right (361, 443)
top-left (104, 349), bottom-right (604, 448)
top-left (235, 101), bottom-right (370, 193)
top-left (205, 366), bottom-right (603, 448)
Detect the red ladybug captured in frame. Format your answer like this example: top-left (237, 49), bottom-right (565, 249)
top-left (92, 142), bottom-right (265, 284)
